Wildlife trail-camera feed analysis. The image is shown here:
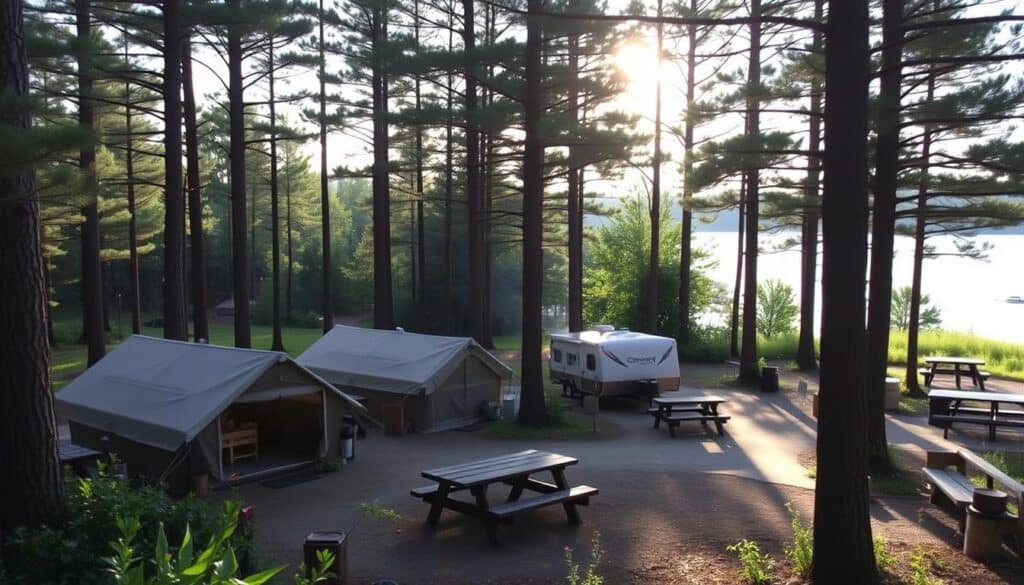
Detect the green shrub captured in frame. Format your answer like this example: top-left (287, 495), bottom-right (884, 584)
top-left (565, 532), bottom-right (603, 585)
top-left (726, 539), bottom-right (774, 585)
top-left (2, 461), bottom-right (253, 585)
top-left (873, 537), bottom-right (895, 573)
top-left (909, 548), bottom-right (941, 585)
top-left (784, 503), bottom-right (812, 577)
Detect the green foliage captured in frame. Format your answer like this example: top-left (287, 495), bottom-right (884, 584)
top-left (890, 287), bottom-right (942, 331)
top-left (756, 279), bottom-right (798, 339)
top-left (564, 532), bottom-right (603, 585)
top-left (783, 503), bottom-right (812, 577)
top-left (105, 503), bottom-right (284, 585)
top-left (888, 329), bottom-right (1024, 381)
top-left (908, 548), bottom-right (941, 585)
top-left (293, 550), bottom-right (337, 585)
top-left (1, 462), bottom-right (253, 585)
top-left (726, 539), bottom-right (774, 585)
top-left (873, 538), bottom-right (895, 573)
top-left (583, 195), bottom-right (719, 336)
top-left (359, 502), bottom-right (407, 522)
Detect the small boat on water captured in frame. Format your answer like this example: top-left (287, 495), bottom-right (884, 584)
top-left (1008, 296), bottom-right (1024, 304)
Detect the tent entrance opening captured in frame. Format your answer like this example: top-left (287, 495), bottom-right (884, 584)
top-left (219, 392), bottom-right (324, 480)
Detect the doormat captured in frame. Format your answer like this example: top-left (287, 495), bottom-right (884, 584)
top-left (261, 471), bottom-right (322, 489)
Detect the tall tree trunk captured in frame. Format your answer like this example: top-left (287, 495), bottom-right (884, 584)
top-left (812, 0), bottom-right (877, 580)
top-left (0, 0), bottom-right (63, 533)
top-left (285, 145), bottom-right (293, 323)
top-left (319, 0), bottom-right (334, 333)
top-left (442, 12), bottom-right (454, 333)
top-left (123, 36), bottom-right (141, 335)
top-left (796, 0), bottom-right (823, 370)
top-left (905, 70), bottom-right (936, 398)
top-left (77, 0), bottom-right (105, 364)
top-left (162, 0), bottom-right (188, 341)
top-left (480, 2), bottom-right (496, 347)
top-left (268, 43), bottom-right (284, 351)
top-left (646, 0), bottom-right (663, 334)
top-left (730, 176), bottom-right (745, 358)
top-left (866, 0), bottom-right (903, 467)
top-left (371, 4), bottom-right (393, 329)
top-left (228, 0), bottom-right (250, 348)
top-left (566, 9), bottom-right (582, 333)
top-left (738, 0), bottom-right (761, 383)
top-left (518, 0), bottom-right (546, 428)
top-left (183, 36), bottom-right (208, 342)
top-left (414, 0), bottom-right (426, 329)
top-left (464, 0), bottom-right (485, 343)
top-left (678, 0), bottom-right (697, 344)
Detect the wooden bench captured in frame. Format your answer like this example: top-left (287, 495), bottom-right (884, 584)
top-left (222, 425), bottom-right (258, 465)
top-left (487, 485), bottom-right (598, 523)
top-left (923, 449), bottom-right (1024, 547)
top-left (654, 411), bottom-right (730, 437)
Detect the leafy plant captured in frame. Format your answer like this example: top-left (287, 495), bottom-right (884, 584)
top-left (105, 503), bottom-right (284, 585)
top-left (784, 503), bottom-right (813, 577)
top-left (909, 548), bottom-right (942, 585)
top-left (359, 501), bottom-right (407, 522)
top-left (873, 537), bottom-right (895, 573)
top-left (293, 550), bottom-right (337, 585)
top-left (756, 279), bottom-right (798, 339)
top-left (1, 461), bottom-right (252, 585)
top-left (565, 532), bottom-right (603, 585)
top-left (890, 286), bottom-right (942, 331)
top-left (726, 539), bottom-right (774, 585)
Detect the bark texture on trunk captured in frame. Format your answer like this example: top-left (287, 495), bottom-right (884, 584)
top-left (796, 0), bottom-right (823, 371)
top-left (866, 0), bottom-right (903, 467)
top-left (268, 43), bottom-right (284, 351)
top-left (518, 0), bottom-right (546, 428)
top-left (77, 0), bottom-right (105, 364)
top-left (371, 4), bottom-right (393, 329)
top-left (738, 0), bottom-right (761, 383)
top-left (464, 0), bottom-right (486, 344)
top-left (646, 0), bottom-right (663, 334)
top-left (162, 0), bottom-right (188, 341)
top-left (812, 0), bottom-right (878, 580)
top-left (183, 36), bottom-right (208, 342)
top-left (730, 177), bottom-right (744, 358)
top-left (678, 0), bottom-right (697, 345)
top-left (123, 37), bottom-right (141, 335)
top-left (319, 0), bottom-right (334, 333)
top-left (442, 17), bottom-right (454, 333)
top-left (0, 0), bottom-right (63, 533)
top-left (228, 0), bottom-right (251, 348)
top-left (566, 12), bottom-right (582, 333)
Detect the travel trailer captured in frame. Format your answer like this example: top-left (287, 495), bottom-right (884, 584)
top-left (549, 326), bottom-right (680, 397)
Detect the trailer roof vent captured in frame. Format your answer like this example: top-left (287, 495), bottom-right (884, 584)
top-left (591, 325), bottom-right (615, 333)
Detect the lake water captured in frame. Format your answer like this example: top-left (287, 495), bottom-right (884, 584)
top-left (694, 232), bottom-right (1024, 344)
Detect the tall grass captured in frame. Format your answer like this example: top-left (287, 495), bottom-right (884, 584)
top-left (888, 329), bottom-right (1024, 381)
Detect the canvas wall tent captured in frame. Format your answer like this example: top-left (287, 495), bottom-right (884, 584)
top-left (56, 335), bottom-right (365, 490)
top-left (297, 326), bottom-right (513, 433)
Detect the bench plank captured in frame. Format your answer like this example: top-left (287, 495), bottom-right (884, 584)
top-left (923, 467), bottom-right (975, 508)
top-left (487, 485), bottom-right (598, 520)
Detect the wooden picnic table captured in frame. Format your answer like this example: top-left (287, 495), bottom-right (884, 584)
top-left (648, 394), bottom-right (730, 437)
top-left (928, 389), bottom-right (1024, 441)
top-left (411, 449), bottom-right (598, 545)
top-left (922, 356), bottom-right (989, 391)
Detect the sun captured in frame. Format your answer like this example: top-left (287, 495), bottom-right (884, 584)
top-left (614, 40), bottom-right (661, 109)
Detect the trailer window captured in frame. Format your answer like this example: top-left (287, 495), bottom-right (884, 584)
top-left (552, 348), bottom-right (562, 363)
top-left (567, 353), bottom-right (578, 366)
top-left (586, 354), bottom-right (596, 370)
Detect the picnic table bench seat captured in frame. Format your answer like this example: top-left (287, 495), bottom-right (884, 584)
top-left (487, 485), bottom-right (598, 523)
top-left (923, 449), bottom-right (1024, 548)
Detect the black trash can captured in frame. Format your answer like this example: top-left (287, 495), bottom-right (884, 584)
top-left (343, 413), bottom-right (366, 439)
top-left (761, 366), bottom-right (780, 393)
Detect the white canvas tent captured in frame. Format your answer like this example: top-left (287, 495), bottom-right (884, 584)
top-left (297, 326), bottom-right (513, 432)
top-left (56, 336), bottom-right (365, 489)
